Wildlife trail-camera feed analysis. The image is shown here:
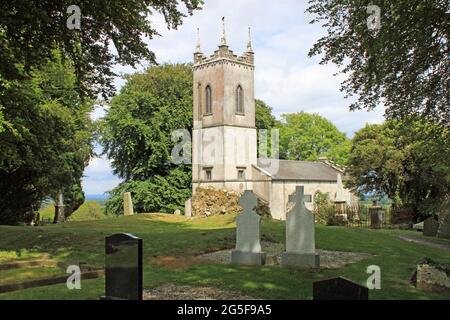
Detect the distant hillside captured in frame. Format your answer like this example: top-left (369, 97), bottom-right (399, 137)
top-left (85, 194), bottom-right (109, 201)
top-left (39, 200), bottom-right (106, 222)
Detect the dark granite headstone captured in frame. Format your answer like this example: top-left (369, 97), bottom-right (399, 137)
top-left (437, 205), bottom-right (450, 240)
top-left (103, 233), bottom-right (142, 300)
top-left (313, 277), bottom-right (369, 300)
top-left (423, 217), bottom-right (439, 237)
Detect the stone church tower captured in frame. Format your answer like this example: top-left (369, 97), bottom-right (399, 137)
top-left (192, 20), bottom-right (257, 194)
top-left (187, 20), bottom-right (356, 220)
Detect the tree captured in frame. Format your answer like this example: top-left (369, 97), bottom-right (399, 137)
top-left (0, 52), bottom-right (94, 225)
top-left (346, 119), bottom-right (449, 219)
top-left (100, 64), bottom-right (193, 215)
top-left (278, 112), bottom-right (350, 166)
top-left (346, 123), bottom-right (404, 203)
top-left (0, 0), bottom-right (203, 100)
top-left (255, 99), bottom-right (280, 158)
top-left (306, 1), bottom-right (448, 124)
top-left (255, 99), bottom-right (278, 130)
top-left (105, 168), bottom-right (191, 215)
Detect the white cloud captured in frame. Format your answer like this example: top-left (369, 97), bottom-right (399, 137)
top-left (82, 156), bottom-right (122, 195)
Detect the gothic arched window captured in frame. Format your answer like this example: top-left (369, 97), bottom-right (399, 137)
top-left (205, 85), bottom-right (212, 115)
top-left (197, 83), bottom-right (202, 113)
top-left (236, 85), bottom-right (244, 114)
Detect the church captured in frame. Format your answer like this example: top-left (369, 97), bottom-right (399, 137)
top-left (190, 21), bottom-right (355, 220)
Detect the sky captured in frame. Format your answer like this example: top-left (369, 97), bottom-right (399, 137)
top-left (81, 0), bottom-right (386, 195)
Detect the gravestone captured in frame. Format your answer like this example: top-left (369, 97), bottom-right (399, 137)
top-left (231, 190), bottom-right (266, 265)
top-left (369, 207), bottom-right (383, 229)
top-left (281, 186), bottom-right (320, 268)
top-left (123, 192), bottom-right (134, 216)
top-left (334, 173), bottom-right (345, 203)
top-left (54, 193), bottom-right (65, 223)
top-left (313, 277), bottom-right (369, 300)
top-left (423, 217), bottom-right (439, 237)
top-left (437, 205), bottom-right (450, 240)
top-left (185, 198), bottom-right (192, 218)
top-left (103, 233), bottom-right (142, 300)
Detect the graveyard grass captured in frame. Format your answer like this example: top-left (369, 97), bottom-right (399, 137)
top-left (0, 214), bottom-right (449, 300)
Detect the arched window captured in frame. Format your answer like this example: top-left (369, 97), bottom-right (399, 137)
top-left (197, 83), bottom-right (202, 113)
top-left (205, 85), bottom-right (212, 114)
top-left (236, 85), bottom-right (244, 114)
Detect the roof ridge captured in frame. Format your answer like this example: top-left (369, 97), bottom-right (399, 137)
top-left (257, 158), bottom-right (320, 164)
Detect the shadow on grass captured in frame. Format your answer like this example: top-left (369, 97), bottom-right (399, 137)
top-left (0, 214), bottom-right (449, 300)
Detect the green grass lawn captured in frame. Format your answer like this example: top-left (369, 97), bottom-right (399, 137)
top-left (0, 214), bottom-right (449, 300)
top-left (39, 201), bottom-right (106, 222)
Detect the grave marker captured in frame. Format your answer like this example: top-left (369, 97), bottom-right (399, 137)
top-left (231, 190), bottom-right (266, 265)
top-left (103, 233), bottom-right (142, 300)
top-left (423, 217), bottom-right (439, 237)
top-left (123, 192), bottom-right (134, 216)
top-left (281, 186), bottom-right (320, 268)
top-left (313, 277), bottom-right (369, 300)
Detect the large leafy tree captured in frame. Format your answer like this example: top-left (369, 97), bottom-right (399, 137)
top-left (279, 112), bottom-right (350, 166)
top-left (100, 64), bottom-right (193, 215)
top-left (255, 99), bottom-right (280, 158)
top-left (0, 0), bottom-right (203, 100)
top-left (255, 99), bottom-right (279, 130)
top-left (0, 1), bottom-right (203, 135)
top-left (0, 52), bottom-right (94, 225)
top-left (0, 1), bottom-right (203, 223)
top-left (306, 0), bottom-right (448, 123)
top-left (347, 120), bottom-right (449, 219)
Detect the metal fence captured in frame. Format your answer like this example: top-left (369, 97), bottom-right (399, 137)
top-left (316, 203), bottom-right (393, 228)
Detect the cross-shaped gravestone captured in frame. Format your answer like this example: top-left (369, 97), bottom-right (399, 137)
top-left (281, 186), bottom-right (320, 268)
top-left (231, 190), bottom-right (266, 266)
top-left (288, 191), bottom-right (310, 206)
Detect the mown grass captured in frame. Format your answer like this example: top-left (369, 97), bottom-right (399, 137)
top-left (0, 214), bottom-right (449, 300)
top-left (39, 201), bottom-right (106, 222)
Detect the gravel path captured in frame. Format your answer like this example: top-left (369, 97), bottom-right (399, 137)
top-left (198, 241), bottom-right (373, 269)
top-left (144, 284), bottom-right (255, 300)
top-left (397, 235), bottom-right (450, 252)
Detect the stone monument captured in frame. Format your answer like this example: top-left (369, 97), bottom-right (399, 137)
top-left (333, 173), bottom-right (348, 222)
top-left (102, 233), bottom-right (143, 300)
top-left (369, 204), bottom-right (383, 229)
top-left (281, 186), bottom-right (320, 268)
top-left (423, 217), bottom-right (439, 237)
top-left (54, 192), bottom-right (65, 223)
top-left (123, 192), bottom-right (134, 216)
top-left (437, 204), bottom-right (450, 240)
top-left (185, 198), bottom-right (192, 218)
top-left (231, 190), bottom-right (266, 266)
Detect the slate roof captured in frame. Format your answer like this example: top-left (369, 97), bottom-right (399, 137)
top-left (257, 158), bottom-right (345, 182)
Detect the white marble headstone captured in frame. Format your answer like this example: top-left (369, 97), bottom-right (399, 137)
top-left (335, 173), bottom-right (345, 202)
top-left (235, 190), bottom-right (261, 253)
top-left (286, 186), bottom-right (316, 254)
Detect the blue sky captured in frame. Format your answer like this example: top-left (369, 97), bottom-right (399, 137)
top-left (81, 0), bottom-right (385, 195)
